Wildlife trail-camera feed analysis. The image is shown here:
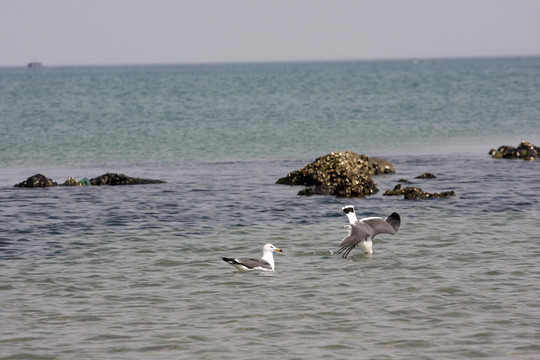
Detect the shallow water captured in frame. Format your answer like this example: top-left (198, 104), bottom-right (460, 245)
top-left (1, 154), bottom-right (539, 359)
top-left (1, 58), bottom-right (540, 359)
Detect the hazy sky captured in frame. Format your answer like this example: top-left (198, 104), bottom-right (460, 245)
top-left (2, 0), bottom-right (540, 66)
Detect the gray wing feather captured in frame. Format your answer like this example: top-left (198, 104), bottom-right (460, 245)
top-left (235, 258), bottom-right (272, 270)
top-left (337, 224), bottom-right (369, 258)
top-left (361, 213), bottom-right (400, 237)
top-left (336, 213), bottom-right (400, 258)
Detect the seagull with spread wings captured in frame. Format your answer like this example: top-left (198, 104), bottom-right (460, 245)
top-left (337, 205), bottom-right (400, 258)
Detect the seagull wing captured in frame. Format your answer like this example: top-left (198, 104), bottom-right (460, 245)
top-left (222, 257), bottom-right (272, 271)
top-left (361, 212), bottom-right (400, 238)
top-left (337, 223), bottom-right (370, 258)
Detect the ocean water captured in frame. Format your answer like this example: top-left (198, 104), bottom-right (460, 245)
top-left (1, 57), bottom-right (539, 359)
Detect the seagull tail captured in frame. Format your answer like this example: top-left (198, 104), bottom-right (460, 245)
top-left (222, 257), bottom-right (238, 265)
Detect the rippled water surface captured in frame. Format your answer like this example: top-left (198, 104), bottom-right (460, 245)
top-left (1, 58), bottom-right (540, 359)
top-left (2, 155), bottom-right (539, 359)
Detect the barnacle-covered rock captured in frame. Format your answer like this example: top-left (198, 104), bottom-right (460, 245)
top-left (14, 174), bottom-right (57, 188)
top-left (90, 173), bottom-right (166, 186)
top-left (384, 183), bottom-right (455, 199)
top-left (402, 187), bottom-right (455, 200)
top-left (415, 172), bottom-right (437, 179)
top-left (383, 184), bottom-right (406, 196)
top-left (368, 157), bottom-right (395, 175)
top-left (15, 173), bottom-right (165, 188)
top-left (277, 151), bottom-right (395, 198)
top-left (64, 177), bottom-right (82, 186)
top-left (489, 140), bottom-right (539, 161)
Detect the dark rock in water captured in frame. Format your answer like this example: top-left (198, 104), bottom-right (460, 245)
top-left (277, 151), bottom-right (394, 198)
top-left (404, 187), bottom-right (431, 199)
top-left (398, 178), bottom-right (410, 183)
top-left (384, 184), bottom-right (455, 199)
top-left (14, 174), bottom-right (57, 188)
top-left (403, 187), bottom-right (455, 200)
top-left (90, 173), bottom-right (166, 186)
top-left (383, 184), bottom-right (405, 196)
top-left (489, 140), bottom-right (539, 161)
top-left (516, 140), bottom-right (539, 160)
top-left (15, 173), bottom-right (165, 188)
top-left (489, 145), bottom-right (519, 159)
top-left (415, 172), bottom-right (437, 179)
top-left (298, 184), bottom-right (335, 196)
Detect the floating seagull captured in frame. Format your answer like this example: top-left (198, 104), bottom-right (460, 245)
top-left (222, 244), bottom-right (283, 271)
top-left (337, 205), bottom-right (400, 258)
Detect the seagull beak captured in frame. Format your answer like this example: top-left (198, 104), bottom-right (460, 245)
top-left (275, 248), bottom-right (283, 253)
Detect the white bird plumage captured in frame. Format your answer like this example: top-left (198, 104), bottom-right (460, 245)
top-left (222, 243), bottom-right (283, 271)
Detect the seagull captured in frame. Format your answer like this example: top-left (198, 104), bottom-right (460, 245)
top-left (222, 244), bottom-right (283, 271)
top-left (337, 205), bottom-right (400, 258)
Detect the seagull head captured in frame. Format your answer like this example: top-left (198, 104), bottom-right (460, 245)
top-left (342, 205), bottom-right (355, 214)
top-left (263, 243), bottom-right (283, 253)
top-left (342, 205), bottom-right (358, 225)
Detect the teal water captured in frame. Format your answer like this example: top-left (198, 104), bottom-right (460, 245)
top-left (1, 57), bottom-right (539, 359)
top-left (1, 57), bottom-right (539, 168)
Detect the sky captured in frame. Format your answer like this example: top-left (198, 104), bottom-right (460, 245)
top-left (1, 0), bottom-right (540, 67)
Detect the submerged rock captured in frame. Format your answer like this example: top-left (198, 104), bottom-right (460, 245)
top-left (415, 172), bottom-right (437, 179)
top-left (276, 151), bottom-right (395, 198)
top-left (384, 184), bottom-right (455, 200)
top-left (14, 174), bottom-right (57, 188)
top-left (15, 173), bottom-right (165, 188)
top-left (383, 184), bottom-right (405, 196)
top-left (404, 187), bottom-right (455, 200)
top-left (489, 140), bottom-right (539, 161)
top-left (89, 173), bottom-right (166, 186)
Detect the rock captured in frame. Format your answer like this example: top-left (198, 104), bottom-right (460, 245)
top-left (298, 184), bottom-right (335, 196)
top-left (89, 173), bottom-right (166, 186)
top-left (14, 174), bottom-right (57, 188)
top-left (403, 187), bottom-right (427, 199)
top-left (517, 140), bottom-right (539, 160)
top-left (489, 145), bottom-right (519, 159)
top-left (384, 184), bottom-right (455, 199)
top-left (15, 173), bottom-right (165, 188)
top-left (64, 177), bottom-right (82, 186)
top-left (489, 140), bottom-right (539, 160)
top-left (398, 178), bottom-right (410, 183)
top-left (276, 151), bottom-right (394, 198)
top-left (383, 184), bottom-right (405, 196)
top-left (415, 172), bottom-right (437, 179)
top-left (403, 187), bottom-right (455, 200)
top-left (368, 158), bottom-right (396, 175)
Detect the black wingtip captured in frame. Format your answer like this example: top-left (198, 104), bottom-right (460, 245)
top-left (386, 212), bottom-right (401, 232)
top-left (336, 244), bottom-right (354, 258)
top-left (388, 212), bottom-right (400, 221)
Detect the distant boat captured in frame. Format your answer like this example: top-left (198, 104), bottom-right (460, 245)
top-left (27, 62), bottom-right (42, 68)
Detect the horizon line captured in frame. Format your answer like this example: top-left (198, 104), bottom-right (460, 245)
top-left (3, 53), bottom-right (540, 69)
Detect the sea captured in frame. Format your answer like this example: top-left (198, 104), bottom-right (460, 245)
top-left (1, 57), bottom-right (539, 359)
